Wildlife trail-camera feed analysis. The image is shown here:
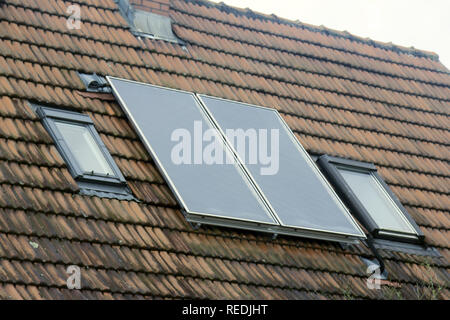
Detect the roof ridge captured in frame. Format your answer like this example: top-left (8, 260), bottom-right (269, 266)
top-left (172, 9), bottom-right (450, 78)
top-left (186, 0), bottom-right (441, 62)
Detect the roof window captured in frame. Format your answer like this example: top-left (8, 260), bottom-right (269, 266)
top-left (115, 0), bottom-right (184, 44)
top-left (34, 104), bottom-right (133, 199)
top-left (317, 155), bottom-right (424, 243)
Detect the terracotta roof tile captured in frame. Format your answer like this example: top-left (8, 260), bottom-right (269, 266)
top-left (0, 0), bottom-right (448, 300)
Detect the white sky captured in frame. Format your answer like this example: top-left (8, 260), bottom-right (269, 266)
top-left (210, 0), bottom-right (450, 69)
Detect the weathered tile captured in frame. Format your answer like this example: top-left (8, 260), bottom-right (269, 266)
top-left (0, 0), bottom-right (448, 300)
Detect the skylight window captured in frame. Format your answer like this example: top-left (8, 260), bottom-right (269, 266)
top-left (54, 121), bottom-right (115, 176)
top-left (35, 105), bottom-right (132, 198)
top-left (317, 155), bottom-right (424, 243)
top-left (116, 0), bottom-right (183, 44)
top-left (338, 168), bottom-right (416, 234)
top-left (108, 76), bottom-right (366, 243)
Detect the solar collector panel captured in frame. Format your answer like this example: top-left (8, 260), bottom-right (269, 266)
top-left (198, 95), bottom-right (365, 238)
top-left (107, 77), bottom-right (278, 225)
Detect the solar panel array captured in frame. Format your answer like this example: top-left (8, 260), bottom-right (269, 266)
top-left (108, 77), bottom-right (365, 243)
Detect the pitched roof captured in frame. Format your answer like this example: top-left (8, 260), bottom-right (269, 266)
top-left (0, 0), bottom-right (448, 299)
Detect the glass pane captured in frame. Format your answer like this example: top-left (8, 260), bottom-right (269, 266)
top-left (108, 78), bottom-right (277, 224)
top-left (338, 168), bottom-right (415, 234)
top-left (55, 121), bottom-right (115, 176)
top-left (200, 95), bottom-right (364, 237)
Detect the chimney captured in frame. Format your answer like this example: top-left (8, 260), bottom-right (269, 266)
top-left (129, 0), bottom-right (171, 17)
